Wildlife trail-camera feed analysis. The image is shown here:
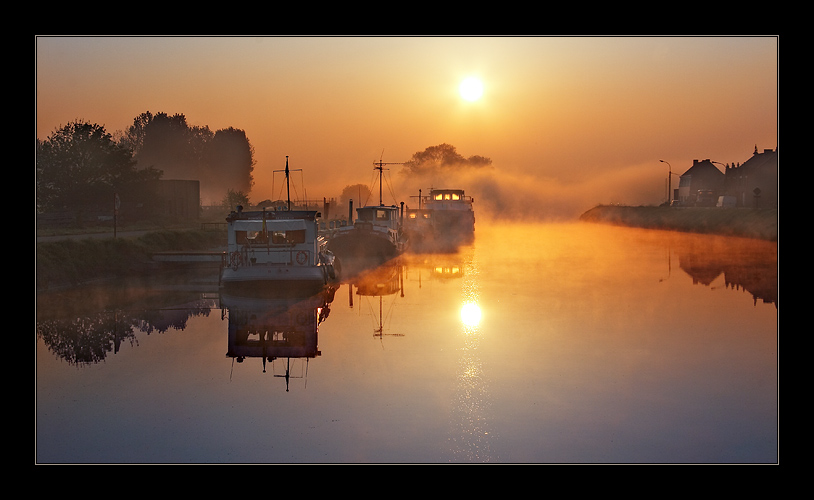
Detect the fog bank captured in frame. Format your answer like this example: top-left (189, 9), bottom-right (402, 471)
top-left (395, 162), bottom-right (663, 221)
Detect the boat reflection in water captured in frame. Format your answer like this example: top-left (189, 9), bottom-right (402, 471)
top-left (346, 257), bottom-right (405, 342)
top-left (220, 286), bottom-right (337, 390)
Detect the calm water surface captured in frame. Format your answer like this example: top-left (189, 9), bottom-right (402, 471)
top-left (36, 222), bottom-right (778, 463)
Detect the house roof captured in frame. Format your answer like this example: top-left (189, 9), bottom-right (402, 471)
top-left (681, 159), bottom-right (725, 178)
top-left (739, 147), bottom-right (778, 173)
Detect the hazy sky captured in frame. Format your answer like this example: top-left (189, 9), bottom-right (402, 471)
top-left (36, 36), bottom-right (778, 217)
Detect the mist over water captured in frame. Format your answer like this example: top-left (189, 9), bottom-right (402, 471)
top-left (36, 221), bottom-right (777, 463)
top-left (394, 161), bottom-right (660, 221)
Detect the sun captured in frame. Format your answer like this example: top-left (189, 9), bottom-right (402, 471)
top-left (459, 77), bottom-right (484, 102)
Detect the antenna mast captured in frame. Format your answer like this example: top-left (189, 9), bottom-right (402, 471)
top-left (274, 156), bottom-right (302, 210)
top-left (373, 150), bottom-right (404, 206)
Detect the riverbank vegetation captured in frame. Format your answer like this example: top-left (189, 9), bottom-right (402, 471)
top-left (580, 205), bottom-right (777, 241)
top-left (36, 229), bottom-right (225, 292)
top-left (37, 114), bottom-right (255, 215)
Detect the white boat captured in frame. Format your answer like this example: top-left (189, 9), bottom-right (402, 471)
top-left (405, 188), bottom-right (475, 251)
top-left (326, 160), bottom-right (406, 265)
top-left (220, 208), bottom-right (337, 294)
top-left (220, 157), bottom-right (337, 294)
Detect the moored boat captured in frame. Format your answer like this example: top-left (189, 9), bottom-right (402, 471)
top-left (220, 207), bottom-right (337, 294)
top-left (404, 188), bottom-right (475, 251)
top-left (326, 160), bottom-right (406, 266)
top-left (327, 203), bottom-right (405, 263)
top-left (220, 158), bottom-right (337, 295)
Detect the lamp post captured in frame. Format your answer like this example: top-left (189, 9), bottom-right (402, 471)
top-left (659, 160), bottom-right (672, 205)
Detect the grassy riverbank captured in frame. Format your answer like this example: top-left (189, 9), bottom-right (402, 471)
top-left (36, 229), bottom-right (226, 291)
top-left (579, 205), bottom-right (778, 241)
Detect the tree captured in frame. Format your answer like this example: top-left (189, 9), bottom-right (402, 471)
top-left (126, 112), bottom-right (210, 181)
top-left (36, 121), bottom-right (161, 213)
top-left (401, 143), bottom-right (492, 176)
top-left (222, 188), bottom-right (250, 212)
top-left (121, 111), bottom-right (255, 204)
top-left (204, 127), bottom-right (255, 195)
top-left (340, 184), bottom-right (373, 207)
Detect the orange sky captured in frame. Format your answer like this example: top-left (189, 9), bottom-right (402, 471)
top-left (36, 36), bottom-right (778, 217)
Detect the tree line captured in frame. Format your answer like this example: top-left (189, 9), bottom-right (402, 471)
top-left (36, 112), bottom-right (255, 214)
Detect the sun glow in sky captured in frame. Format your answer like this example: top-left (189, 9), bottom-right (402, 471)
top-left (459, 77), bottom-right (484, 102)
top-left (36, 36), bottom-right (778, 215)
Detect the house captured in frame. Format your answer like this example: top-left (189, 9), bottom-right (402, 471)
top-left (677, 159), bottom-right (726, 206)
top-left (723, 147), bottom-right (778, 208)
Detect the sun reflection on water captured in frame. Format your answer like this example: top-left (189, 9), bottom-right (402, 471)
top-left (447, 246), bottom-right (497, 462)
top-left (460, 302), bottom-right (482, 328)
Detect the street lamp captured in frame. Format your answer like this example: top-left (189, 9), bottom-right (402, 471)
top-left (660, 159), bottom-right (672, 205)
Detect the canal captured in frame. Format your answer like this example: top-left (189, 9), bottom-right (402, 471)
top-left (36, 221), bottom-right (778, 463)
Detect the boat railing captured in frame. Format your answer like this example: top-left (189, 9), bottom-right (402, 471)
top-left (225, 246), bottom-right (315, 270)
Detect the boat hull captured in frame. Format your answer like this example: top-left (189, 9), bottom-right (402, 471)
top-left (327, 230), bottom-right (401, 263)
top-left (405, 211), bottom-right (474, 252)
top-left (220, 264), bottom-right (331, 296)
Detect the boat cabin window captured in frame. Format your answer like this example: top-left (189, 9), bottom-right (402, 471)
top-left (434, 192), bottom-right (461, 201)
top-left (236, 229), bottom-right (305, 245)
top-left (236, 230), bottom-right (263, 245)
top-left (358, 209), bottom-right (393, 222)
top-left (271, 229), bottom-right (306, 245)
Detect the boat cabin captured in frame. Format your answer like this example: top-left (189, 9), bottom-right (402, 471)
top-left (355, 205), bottom-right (401, 230)
top-left (226, 209), bottom-right (322, 266)
top-left (423, 189), bottom-right (474, 211)
top-left (230, 218), bottom-right (308, 246)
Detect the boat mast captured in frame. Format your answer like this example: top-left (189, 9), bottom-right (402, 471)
top-left (274, 156), bottom-right (302, 211)
top-left (373, 161), bottom-right (385, 206)
top-left (372, 152), bottom-right (404, 206)
top-left (285, 156), bottom-right (291, 210)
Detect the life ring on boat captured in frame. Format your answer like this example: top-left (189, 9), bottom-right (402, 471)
top-left (296, 250), bottom-right (308, 265)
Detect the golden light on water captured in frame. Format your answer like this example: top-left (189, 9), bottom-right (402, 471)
top-left (460, 302), bottom-right (482, 327)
